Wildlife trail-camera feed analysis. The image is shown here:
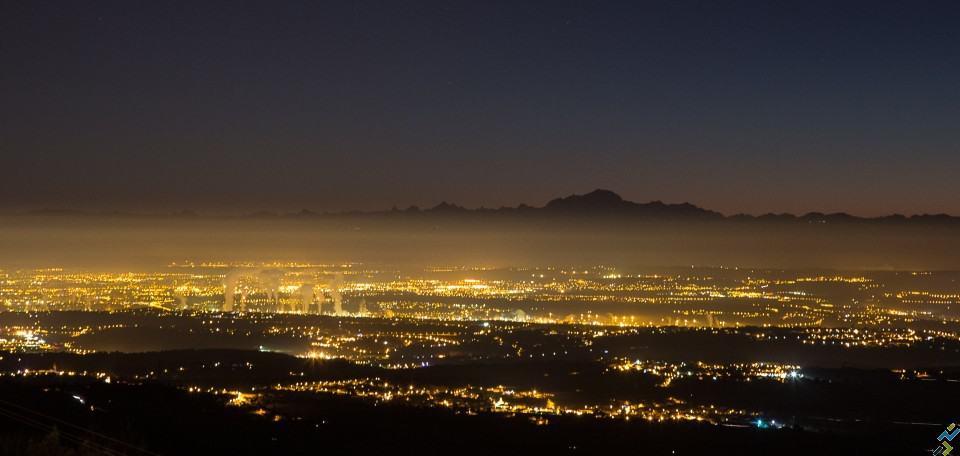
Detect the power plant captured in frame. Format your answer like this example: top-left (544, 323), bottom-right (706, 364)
top-left (220, 268), bottom-right (360, 316)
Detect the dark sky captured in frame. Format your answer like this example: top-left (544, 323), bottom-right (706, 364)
top-left (3, 1), bottom-right (959, 215)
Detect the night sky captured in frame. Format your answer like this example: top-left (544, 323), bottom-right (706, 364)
top-left (3, 1), bottom-right (959, 215)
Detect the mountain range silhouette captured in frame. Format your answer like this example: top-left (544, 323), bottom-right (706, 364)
top-left (19, 189), bottom-right (960, 223)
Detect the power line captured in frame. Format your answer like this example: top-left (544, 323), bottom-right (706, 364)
top-left (0, 406), bottom-right (128, 456)
top-left (0, 397), bottom-right (162, 456)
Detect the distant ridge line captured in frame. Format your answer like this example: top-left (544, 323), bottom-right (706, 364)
top-left (15, 189), bottom-right (960, 223)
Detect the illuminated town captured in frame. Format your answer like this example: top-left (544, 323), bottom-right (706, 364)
top-left (1, 262), bottom-right (958, 453)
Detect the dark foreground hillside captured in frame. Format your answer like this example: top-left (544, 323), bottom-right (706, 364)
top-left (0, 374), bottom-right (940, 456)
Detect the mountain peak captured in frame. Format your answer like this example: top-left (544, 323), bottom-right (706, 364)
top-left (545, 189), bottom-right (628, 211)
top-left (541, 189), bottom-right (722, 219)
top-left (428, 201), bottom-right (468, 213)
top-left (582, 189), bottom-right (625, 202)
